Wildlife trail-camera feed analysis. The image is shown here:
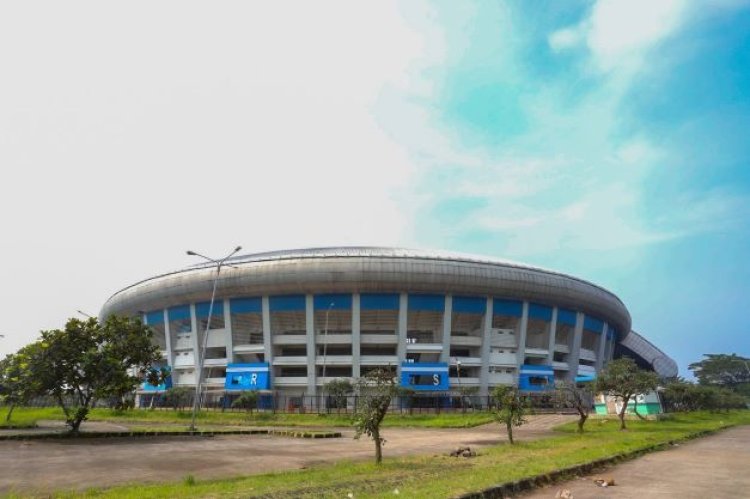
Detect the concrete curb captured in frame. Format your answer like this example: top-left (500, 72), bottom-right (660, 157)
top-left (0, 428), bottom-right (342, 441)
top-left (454, 427), bottom-right (728, 499)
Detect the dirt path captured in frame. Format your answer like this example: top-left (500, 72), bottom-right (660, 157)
top-left (521, 424), bottom-right (750, 499)
top-left (0, 415), bottom-right (574, 494)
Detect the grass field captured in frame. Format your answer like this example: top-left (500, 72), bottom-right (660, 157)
top-left (0, 406), bottom-right (494, 429)
top-left (21, 410), bottom-right (750, 499)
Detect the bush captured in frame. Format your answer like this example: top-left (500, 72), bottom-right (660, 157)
top-left (231, 391), bottom-right (259, 413)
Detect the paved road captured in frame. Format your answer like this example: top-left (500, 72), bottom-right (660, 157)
top-left (0, 415), bottom-right (573, 494)
top-left (522, 425), bottom-right (750, 499)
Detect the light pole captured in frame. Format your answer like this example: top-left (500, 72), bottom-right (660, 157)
top-left (187, 245), bottom-right (242, 431)
top-left (320, 302), bottom-right (335, 405)
top-left (77, 310), bottom-right (94, 319)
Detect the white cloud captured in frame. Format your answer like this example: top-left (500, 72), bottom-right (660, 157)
top-left (0, 1), bottom-right (434, 355)
top-left (549, 0), bottom-right (688, 74)
top-left (548, 27), bottom-right (584, 52)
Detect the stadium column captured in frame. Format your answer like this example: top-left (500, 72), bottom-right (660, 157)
top-left (305, 294), bottom-right (316, 400)
top-left (352, 293), bottom-right (361, 379)
top-left (397, 292), bottom-right (408, 378)
top-left (546, 307), bottom-right (558, 366)
top-left (440, 294), bottom-right (452, 363)
top-left (596, 322), bottom-right (608, 372)
top-left (479, 296), bottom-right (492, 399)
top-left (223, 298), bottom-right (234, 364)
top-left (567, 312), bottom-right (584, 381)
top-left (190, 303), bottom-right (200, 383)
top-left (514, 301), bottom-right (529, 379)
top-left (162, 309), bottom-right (173, 370)
top-left (261, 296), bottom-right (272, 367)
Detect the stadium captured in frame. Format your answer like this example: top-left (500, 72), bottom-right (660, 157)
top-left (100, 247), bottom-right (677, 407)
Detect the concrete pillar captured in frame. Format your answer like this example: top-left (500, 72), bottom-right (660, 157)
top-left (515, 301), bottom-right (529, 374)
top-left (547, 307), bottom-right (558, 365)
top-left (479, 297), bottom-right (493, 398)
top-left (397, 293), bottom-right (408, 377)
top-left (305, 294), bottom-right (316, 397)
top-left (190, 303), bottom-right (200, 375)
top-left (440, 294), bottom-right (452, 363)
top-left (261, 296), bottom-right (272, 365)
top-left (567, 312), bottom-right (584, 381)
top-left (159, 309), bottom-right (172, 368)
top-left (352, 293), bottom-right (361, 378)
top-left (223, 299), bottom-right (233, 364)
top-left (596, 322), bottom-right (608, 372)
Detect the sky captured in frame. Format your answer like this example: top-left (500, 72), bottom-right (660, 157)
top-left (1, 1), bottom-right (749, 377)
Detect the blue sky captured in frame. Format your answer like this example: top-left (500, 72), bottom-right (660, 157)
top-left (0, 1), bottom-right (748, 377)
top-left (382, 0), bottom-right (750, 376)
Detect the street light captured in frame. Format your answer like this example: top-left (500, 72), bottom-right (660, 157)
top-left (186, 245), bottom-right (242, 431)
top-left (77, 310), bottom-right (94, 318)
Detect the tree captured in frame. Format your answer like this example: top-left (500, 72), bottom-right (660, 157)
top-left (324, 378), bottom-right (353, 413)
top-left (596, 358), bottom-right (659, 430)
top-left (352, 367), bottom-right (397, 464)
top-left (164, 386), bottom-right (193, 411)
top-left (491, 385), bottom-right (527, 444)
top-left (555, 381), bottom-right (593, 433)
top-left (34, 316), bottom-right (161, 432)
top-left (689, 354), bottom-right (750, 393)
top-left (0, 343), bottom-right (44, 422)
top-left (231, 391), bottom-right (259, 413)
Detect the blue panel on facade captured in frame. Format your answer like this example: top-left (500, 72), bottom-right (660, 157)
top-left (360, 293), bottom-right (399, 310)
top-left (453, 296), bottom-right (486, 314)
top-left (528, 303), bottom-right (552, 321)
top-left (230, 297), bottom-right (262, 314)
top-left (196, 301), bottom-right (224, 318)
top-left (225, 363), bottom-right (271, 390)
top-left (145, 310), bottom-right (164, 325)
top-left (269, 295), bottom-right (305, 312)
top-left (557, 308), bottom-right (577, 326)
top-left (168, 305), bottom-right (191, 322)
top-left (408, 294), bottom-right (444, 312)
top-left (493, 299), bottom-right (522, 317)
top-left (518, 364), bottom-right (554, 392)
top-left (584, 315), bottom-right (604, 333)
top-left (400, 362), bottom-right (449, 391)
top-left (314, 293), bottom-right (352, 310)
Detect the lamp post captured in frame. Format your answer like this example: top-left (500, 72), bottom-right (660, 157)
top-left (320, 302), bottom-right (335, 407)
top-left (77, 310), bottom-right (94, 319)
top-left (186, 245), bottom-right (242, 431)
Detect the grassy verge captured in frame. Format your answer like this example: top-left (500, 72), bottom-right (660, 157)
top-left (0, 407), bottom-right (493, 429)
top-left (31, 410), bottom-right (750, 499)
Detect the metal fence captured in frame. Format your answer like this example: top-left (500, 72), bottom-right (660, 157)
top-left (10, 392), bottom-right (577, 415)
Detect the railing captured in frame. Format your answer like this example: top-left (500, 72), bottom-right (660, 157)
top-left (12, 391), bottom-right (580, 415)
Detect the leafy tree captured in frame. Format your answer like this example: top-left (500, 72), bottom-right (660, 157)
top-left (491, 385), bottom-right (527, 444)
top-left (689, 354), bottom-right (750, 393)
top-left (34, 316), bottom-right (161, 432)
top-left (596, 357), bottom-right (659, 430)
top-left (231, 391), bottom-right (259, 413)
top-left (0, 343), bottom-right (44, 421)
top-left (324, 378), bottom-right (353, 413)
top-left (555, 381), bottom-right (593, 433)
top-left (352, 367), bottom-right (397, 464)
top-left (164, 387), bottom-right (193, 410)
